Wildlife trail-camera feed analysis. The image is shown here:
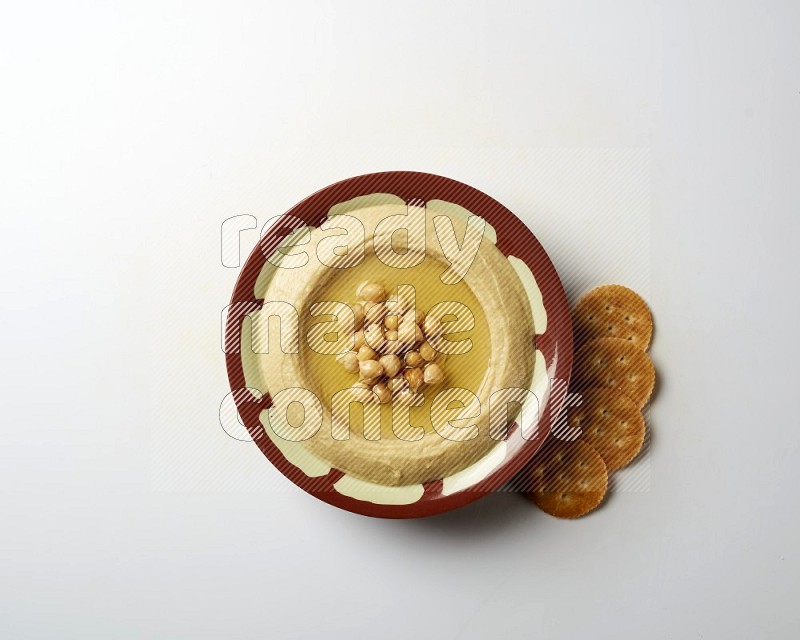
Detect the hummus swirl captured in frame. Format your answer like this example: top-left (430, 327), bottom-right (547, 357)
top-left (254, 202), bottom-right (535, 485)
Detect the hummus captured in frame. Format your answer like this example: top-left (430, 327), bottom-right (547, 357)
top-left (248, 198), bottom-right (536, 486)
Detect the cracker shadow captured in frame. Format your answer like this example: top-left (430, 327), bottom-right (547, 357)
top-left (637, 415), bottom-right (653, 462)
top-left (649, 360), bottom-right (662, 406)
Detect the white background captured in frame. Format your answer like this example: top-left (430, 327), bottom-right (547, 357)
top-left (2, 1), bottom-right (799, 638)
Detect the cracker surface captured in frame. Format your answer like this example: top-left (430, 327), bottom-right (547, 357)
top-left (569, 387), bottom-right (646, 471)
top-left (525, 439), bottom-right (608, 518)
top-left (573, 284), bottom-right (653, 350)
top-left (572, 337), bottom-right (655, 408)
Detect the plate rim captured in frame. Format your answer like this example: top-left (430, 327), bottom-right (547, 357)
top-left (225, 170), bottom-right (573, 518)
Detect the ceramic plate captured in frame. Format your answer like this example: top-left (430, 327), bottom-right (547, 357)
top-left (225, 171), bottom-right (572, 517)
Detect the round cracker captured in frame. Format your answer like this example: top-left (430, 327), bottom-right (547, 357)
top-left (572, 337), bottom-right (655, 408)
top-left (569, 387), bottom-right (645, 471)
top-left (524, 439), bottom-right (608, 518)
top-left (573, 284), bottom-right (653, 350)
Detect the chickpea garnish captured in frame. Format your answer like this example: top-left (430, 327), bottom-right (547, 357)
top-left (405, 351), bottom-right (424, 368)
top-left (419, 341), bottom-right (437, 362)
top-left (423, 362), bottom-right (445, 385)
top-left (379, 354), bottom-right (402, 378)
top-left (339, 351), bottom-right (359, 374)
top-left (359, 359), bottom-right (383, 380)
top-left (358, 282), bottom-right (386, 303)
top-left (337, 283), bottom-right (450, 400)
top-left (373, 382), bottom-right (392, 404)
top-left (404, 367), bottom-right (424, 392)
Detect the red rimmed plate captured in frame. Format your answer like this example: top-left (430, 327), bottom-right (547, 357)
top-left (225, 171), bottom-right (572, 518)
